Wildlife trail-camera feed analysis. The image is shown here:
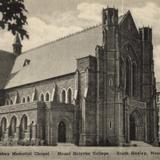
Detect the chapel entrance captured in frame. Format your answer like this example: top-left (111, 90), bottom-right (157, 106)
top-left (58, 121), bottom-right (66, 142)
top-left (130, 115), bottom-right (136, 140)
top-left (129, 111), bottom-right (144, 141)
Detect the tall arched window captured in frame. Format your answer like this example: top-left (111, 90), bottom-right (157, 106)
top-left (45, 92), bottom-right (50, 101)
top-left (132, 63), bottom-right (137, 96)
top-left (126, 58), bottom-right (131, 96)
top-left (9, 116), bottom-right (17, 136)
top-left (30, 121), bottom-right (34, 140)
top-left (20, 115), bottom-right (27, 131)
top-left (61, 90), bottom-right (66, 103)
top-left (120, 58), bottom-right (125, 87)
top-left (1, 117), bottom-right (7, 133)
top-left (67, 88), bottom-right (72, 104)
top-left (40, 94), bottom-right (44, 101)
top-left (20, 115), bottom-right (28, 139)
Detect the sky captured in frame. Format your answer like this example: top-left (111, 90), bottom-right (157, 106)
top-left (0, 0), bottom-right (160, 80)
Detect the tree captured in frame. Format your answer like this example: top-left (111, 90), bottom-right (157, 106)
top-left (0, 0), bottom-right (28, 39)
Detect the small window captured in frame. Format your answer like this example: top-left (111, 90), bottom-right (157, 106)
top-left (109, 78), bottom-right (113, 86)
top-left (45, 92), bottom-right (50, 101)
top-left (67, 88), bottom-right (72, 104)
top-left (23, 59), bottom-right (30, 67)
top-left (40, 94), bottom-right (44, 101)
top-left (109, 122), bottom-right (112, 129)
top-left (22, 97), bottom-right (26, 103)
top-left (27, 96), bottom-right (30, 102)
top-left (61, 90), bottom-right (66, 103)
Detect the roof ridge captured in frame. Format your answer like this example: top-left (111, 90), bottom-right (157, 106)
top-left (23, 23), bottom-right (102, 54)
top-left (0, 50), bottom-right (13, 54)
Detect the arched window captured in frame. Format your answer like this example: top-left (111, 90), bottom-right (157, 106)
top-left (61, 90), bottom-right (66, 103)
top-left (20, 115), bottom-right (27, 131)
top-left (132, 63), bottom-right (137, 96)
top-left (109, 78), bottom-right (113, 87)
top-left (20, 115), bottom-right (28, 140)
top-left (9, 116), bottom-right (17, 136)
top-left (27, 96), bottom-right (30, 103)
top-left (126, 58), bottom-right (131, 96)
top-left (120, 58), bottom-right (125, 87)
top-left (67, 88), bottom-right (72, 104)
top-left (22, 97), bottom-right (26, 103)
top-left (1, 117), bottom-right (7, 133)
top-left (30, 121), bottom-right (34, 140)
top-left (40, 94), bottom-right (44, 101)
top-left (45, 92), bottom-right (50, 101)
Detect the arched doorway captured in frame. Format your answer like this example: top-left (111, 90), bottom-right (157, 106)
top-left (129, 111), bottom-right (144, 141)
top-left (58, 121), bottom-right (66, 142)
top-left (130, 115), bottom-right (136, 140)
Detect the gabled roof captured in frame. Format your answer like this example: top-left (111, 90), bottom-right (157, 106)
top-left (119, 10), bottom-right (139, 35)
top-left (4, 11), bottom-right (131, 89)
top-left (5, 25), bottom-right (103, 89)
top-left (118, 13), bottom-right (127, 24)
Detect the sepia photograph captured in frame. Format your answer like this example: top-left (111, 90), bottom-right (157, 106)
top-left (0, 0), bottom-right (159, 159)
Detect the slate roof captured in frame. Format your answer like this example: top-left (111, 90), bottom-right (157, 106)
top-left (5, 25), bottom-right (103, 89)
top-left (4, 12), bottom-right (128, 89)
top-left (0, 50), bottom-right (15, 89)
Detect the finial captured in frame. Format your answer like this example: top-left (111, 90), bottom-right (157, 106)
top-left (13, 33), bottom-right (22, 56)
top-left (14, 33), bottom-right (21, 45)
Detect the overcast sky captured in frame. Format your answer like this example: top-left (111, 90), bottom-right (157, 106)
top-left (0, 0), bottom-right (160, 80)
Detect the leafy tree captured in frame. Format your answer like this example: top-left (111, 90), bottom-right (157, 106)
top-left (0, 0), bottom-right (28, 39)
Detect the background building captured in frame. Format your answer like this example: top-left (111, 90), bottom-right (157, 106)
top-left (0, 7), bottom-right (158, 146)
top-left (156, 82), bottom-right (160, 144)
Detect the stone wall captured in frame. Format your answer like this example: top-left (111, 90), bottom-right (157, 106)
top-left (0, 101), bottom-right (75, 146)
top-left (3, 73), bottom-right (75, 105)
top-left (44, 102), bottom-right (74, 145)
top-left (77, 56), bottom-right (97, 146)
top-left (0, 102), bottom-right (42, 145)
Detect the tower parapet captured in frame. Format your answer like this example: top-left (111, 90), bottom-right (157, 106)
top-left (102, 8), bottom-right (118, 26)
top-left (139, 27), bottom-right (152, 42)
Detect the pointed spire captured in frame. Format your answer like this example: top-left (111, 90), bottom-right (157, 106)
top-left (14, 33), bottom-right (21, 45)
top-left (13, 33), bottom-right (22, 56)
